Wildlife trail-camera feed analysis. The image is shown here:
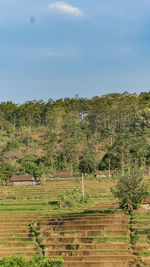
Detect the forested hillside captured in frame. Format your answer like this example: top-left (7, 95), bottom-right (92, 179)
top-left (0, 91), bottom-right (150, 184)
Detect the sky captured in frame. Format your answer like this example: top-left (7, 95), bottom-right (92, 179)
top-left (0, 0), bottom-right (150, 103)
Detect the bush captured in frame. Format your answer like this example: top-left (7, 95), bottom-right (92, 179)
top-left (0, 255), bottom-right (63, 267)
top-left (39, 257), bottom-right (63, 267)
top-left (0, 256), bottom-right (30, 267)
top-left (58, 187), bottom-right (91, 207)
top-left (111, 169), bottom-right (148, 213)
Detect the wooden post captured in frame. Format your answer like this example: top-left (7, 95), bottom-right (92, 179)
top-left (82, 173), bottom-right (85, 197)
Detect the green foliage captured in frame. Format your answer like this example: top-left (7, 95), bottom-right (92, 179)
top-left (38, 257), bottom-right (63, 267)
top-left (0, 255), bottom-right (30, 267)
top-left (28, 221), bottom-right (45, 256)
top-left (20, 137), bottom-right (29, 146)
top-left (111, 170), bottom-right (148, 213)
top-left (58, 187), bottom-right (91, 207)
top-left (100, 133), bottom-right (150, 171)
top-left (0, 255), bottom-right (63, 267)
top-left (79, 158), bottom-right (95, 174)
top-left (17, 155), bottom-right (42, 177)
top-left (0, 162), bottom-right (15, 185)
top-left (2, 140), bottom-right (19, 153)
top-left (0, 93), bottom-right (150, 176)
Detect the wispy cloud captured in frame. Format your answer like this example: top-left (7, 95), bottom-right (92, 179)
top-left (49, 1), bottom-right (82, 16)
top-left (43, 48), bottom-right (81, 58)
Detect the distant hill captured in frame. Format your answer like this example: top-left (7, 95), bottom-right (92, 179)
top-left (0, 91), bottom-right (149, 184)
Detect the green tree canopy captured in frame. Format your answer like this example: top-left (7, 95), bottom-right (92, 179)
top-left (0, 162), bottom-right (16, 185)
top-left (111, 170), bottom-right (148, 213)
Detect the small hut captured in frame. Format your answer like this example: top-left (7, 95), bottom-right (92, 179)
top-left (94, 170), bottom-right (107, 178)
top-left (10, 175), bottom-right (39, 186)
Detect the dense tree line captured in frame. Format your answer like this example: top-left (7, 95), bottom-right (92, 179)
top-left (0, 91), bottom-right (150, 183)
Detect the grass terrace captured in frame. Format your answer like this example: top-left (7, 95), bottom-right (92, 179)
top-left (0, 178), bottom-right (140, 266)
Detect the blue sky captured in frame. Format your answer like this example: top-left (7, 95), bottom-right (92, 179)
top-left (0, 0), bottom-right (150, 102)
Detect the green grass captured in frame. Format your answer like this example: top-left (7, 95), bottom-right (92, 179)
top-left (59, 231), bottom-right (77, 236)
top-left (0, 180), bottom-right (113, 202)
top-left (139, 252), bottom-right (150, 257)
top-left (86, 236), bottom-right (130, 242)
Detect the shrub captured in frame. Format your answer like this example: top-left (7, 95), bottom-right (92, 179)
top-left (111, 169), bottom-right (148, 213)
top-left (58, 187), bottom-right (91, 207)
top-left (39, 257), bottom-right (63, 267)
top-left (0, 255), bottom-right (63, 267)
top-left (28, 221), bottom-right (45, 256)
top-left (0, 256), bottom-right (30, 267)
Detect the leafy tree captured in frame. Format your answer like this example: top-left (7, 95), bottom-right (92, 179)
top-left (0, 162), bottom-right (16, 185)
top-left (100, 132), bottom-right (150, 172)
top-left (111, 170), bottom-right (148, 213)
top-left (78, 158), bottom-right (95, 174)
top-left (0, 93), bottom-right (150, 176)
top-left (16, 155), bottom-right (42, 177)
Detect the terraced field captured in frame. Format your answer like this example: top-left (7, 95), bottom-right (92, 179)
top-left (132, 209), bottom-right (150, 266)
top-left (0, 214), bottom-right (38, 258)
top-left (0, 211), bottom-right (135, 266)
top-left (0, 179), bottom-right (137, 266)
top-left (0, 180), bottom-right (115, 216)
top-left (40, 211), bottom-right (135, 266)
top-left (0, 180), bottom-right (114, 202)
